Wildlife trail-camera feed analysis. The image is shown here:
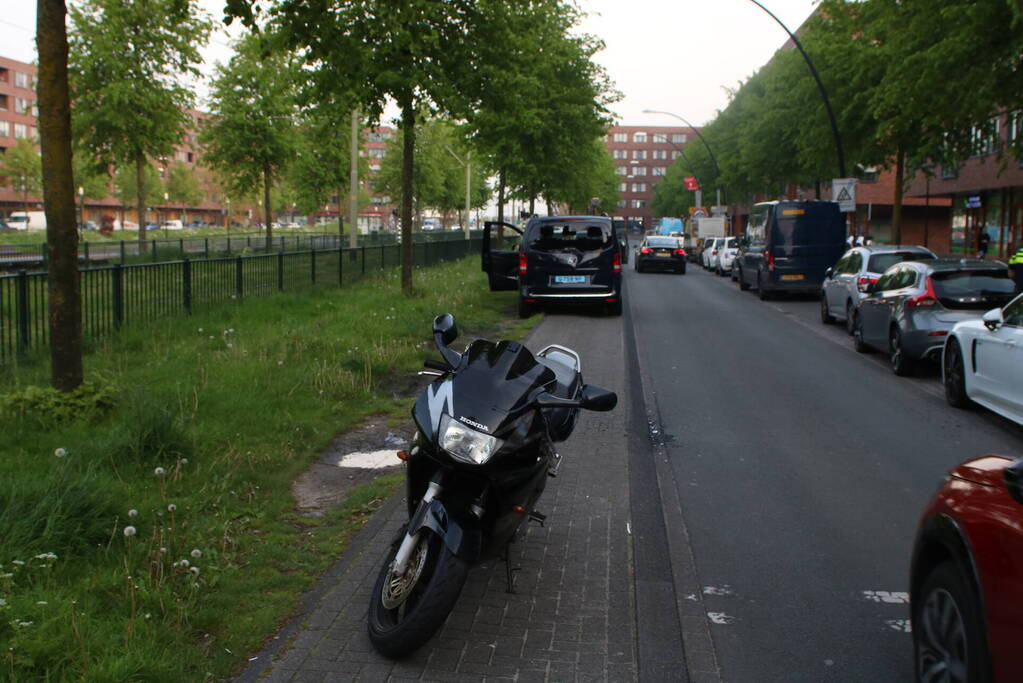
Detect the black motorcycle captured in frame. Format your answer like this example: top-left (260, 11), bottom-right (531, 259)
top-left (367, 313), bottom-right (616, 658)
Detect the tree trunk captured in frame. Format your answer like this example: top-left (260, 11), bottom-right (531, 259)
top-left (892, 147), bottom-right (905, 245)
top-left (400, 96), bottom-right (415, 294)
top-left (496, 167), bottom-right (505, 250)
top-left (815, 180), bottom-right (821, 200)
top-left (38, 0), bottom-right (82, 391)
top-left (263, 165), bottom-right (273, 250)
top-left (136, 152), bottom-right (147, 242)
top-left (528, 195), bottom-right (535, 216)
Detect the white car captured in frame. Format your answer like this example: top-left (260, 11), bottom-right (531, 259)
top-left (715, 236), bottom-right (739, 277)
top-left (701, 237), bottom-right (726, 270)
top-left (943, 291), bottom-right (1023, 426)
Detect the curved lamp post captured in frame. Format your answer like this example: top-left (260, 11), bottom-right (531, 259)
top-left (745, 0), bottom-right (846, 177)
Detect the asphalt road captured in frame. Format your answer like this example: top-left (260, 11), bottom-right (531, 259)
top-left (624, 258), bottom-right (1023, 682)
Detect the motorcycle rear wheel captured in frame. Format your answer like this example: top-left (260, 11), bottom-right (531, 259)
top-left (367, 530), bottom-right (469, 658)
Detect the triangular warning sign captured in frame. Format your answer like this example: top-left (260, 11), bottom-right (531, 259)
top-left (836, 186), bottom-right (852, 202)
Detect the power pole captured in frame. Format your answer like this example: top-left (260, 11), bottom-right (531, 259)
top-left (348, 107), bottom-right (359, 248)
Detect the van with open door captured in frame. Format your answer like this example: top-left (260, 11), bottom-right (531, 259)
top-left (483, 216), bottom-right (623, 318)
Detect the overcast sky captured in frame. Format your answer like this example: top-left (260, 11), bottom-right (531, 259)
top-left (1, 0), bottom-right (819, 127)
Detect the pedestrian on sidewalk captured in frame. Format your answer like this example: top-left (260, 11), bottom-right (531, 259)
top-left (1010, 242), bottom-right (1023, 293)
top-left (977, 229), bottom-right (991, 258)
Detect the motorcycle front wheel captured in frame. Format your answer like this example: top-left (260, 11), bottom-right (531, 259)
top-left (367, 529), bottom-right (469, 658)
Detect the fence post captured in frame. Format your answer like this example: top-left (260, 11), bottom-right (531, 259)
top-left (204, 237), bottom-right (209, 259)
top-left (280, 235), bottom-right (285, 251)
top-left (380, 243), bottom-right (384, 269)
top-left (361, 245), bottom-right (366, 274)
top-left (235, 255), bottom-right (243, 299)
top-left (41, 243), bottom-right (48, 270)
top-left (151, 240), bottom-right (157, 262)
top-left (278, 251), bottom-right (284, 291)
top-left (112, 263), bottom-right (124, 329)
top-left (226, 236), bottom-right (232, 255)
top-left (338, 245), bottom-right (343, 287)
top-left (83, 240), bottom-right (90, 264)
top-left (247, 235), bottom-right (251, 250)
top-left (182, 258), bottom-right (192, 315)
top-left (15, 270), bottom-right (29, 353)
top-left (310, 247), bottom-right (316, 284)
top-left (120, 240), bottom-right (126, 264)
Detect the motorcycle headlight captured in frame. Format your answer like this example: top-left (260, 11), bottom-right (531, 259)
top-left (439, 414), bottom-right (503, 465)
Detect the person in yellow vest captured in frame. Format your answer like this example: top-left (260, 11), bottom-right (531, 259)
top-left (1010, 242), bottom-right (1023, 293)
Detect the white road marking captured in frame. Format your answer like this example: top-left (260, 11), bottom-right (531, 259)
top-left (885, 619), bottom-right (912, 633)
top-left (707, 612), bottom-right (734, 625)
top-left (862, 590), bottom-right (910, 604)
top-left (686, 593), bottom-right (698, 601)
top-left (626, 522), bottom-right (632, 535)
top-left (702, 585), bottom-right (735, 596)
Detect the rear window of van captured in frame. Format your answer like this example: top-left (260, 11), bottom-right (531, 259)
top-left (526, 222), bottom-right (612, 252)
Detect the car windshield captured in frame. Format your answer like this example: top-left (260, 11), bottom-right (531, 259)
top-left (647, 238), bottom-right (677, 248)
top-left (526, 222), bottom-right (612, 253)
top-left (931, 270), bottom-right (1016, 308)
top-left (867, 252), bottom-right (935, 273)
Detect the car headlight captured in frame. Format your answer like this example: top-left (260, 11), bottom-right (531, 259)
top-left (439, 414), bottom-right (503, 465)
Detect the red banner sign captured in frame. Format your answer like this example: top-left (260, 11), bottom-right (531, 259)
top-left (683, 176), bottom-right (700, 191)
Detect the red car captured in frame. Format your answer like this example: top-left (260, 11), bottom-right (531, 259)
top-left (911, 455), bottom-right (1023, 682)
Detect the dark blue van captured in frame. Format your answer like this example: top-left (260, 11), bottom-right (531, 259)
top-left (736, 200), bottom-right (847, 300)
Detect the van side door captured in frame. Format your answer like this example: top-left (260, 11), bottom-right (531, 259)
top-left (482, 221), bottom-right (522, 291)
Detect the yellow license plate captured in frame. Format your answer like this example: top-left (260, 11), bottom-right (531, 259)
top-left (781, 274), bottom-right (805, 281)
top-left (656, 253), bottom-right (670, 257)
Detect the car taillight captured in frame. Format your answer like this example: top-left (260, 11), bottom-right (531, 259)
top-left (613, 252), bottom-right (621, 273)
top-left (641, 247), bottom-right (654, 254)
top-left (712, 250), bottom-right (718, 256)
top-left (907, 276), bottom-right (938, 308)
top-left (519, 252), bottom-right (527, 274)
top-left (856, 276), bottom-right (878, 292)
top-left (765, 250), bottom-right (775, 272)
top-left (673, 249), bottom-right (686, 256)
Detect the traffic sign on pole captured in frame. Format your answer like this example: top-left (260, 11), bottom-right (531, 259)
top-left (832, 178), bottom-right (857, 212)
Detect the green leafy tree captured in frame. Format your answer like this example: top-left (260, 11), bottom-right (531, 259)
top-left (69, 0), bottom-right (211, 243)
top-left (547, 139), bottom-right (617, 215)
top-left (0, 139), bottom-right (43, 213)
top-left (113, 163), bottom-right (164, 217)
top-left (73, 149), bottom-right (111, 203)
top-left (201, 34), bottom-right (299, 248)
top-left (166, 161), bottom-right (204, 207)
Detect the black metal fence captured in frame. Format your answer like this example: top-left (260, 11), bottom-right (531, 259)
top-left (0, 229), bottom-right (483, 268)
top-left (0, 236), bottom-right (482, 362)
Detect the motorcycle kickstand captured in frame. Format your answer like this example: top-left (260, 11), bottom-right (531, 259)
top-left (503, 545), bottom-right (521, 594)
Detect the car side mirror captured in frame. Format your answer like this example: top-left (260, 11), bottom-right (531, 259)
top-left (825, 267), bottom-right (834, 279)
top-left (432, 313), bottom-right (458, 345)
top-left (983, 307), bottom-right (1004, 331)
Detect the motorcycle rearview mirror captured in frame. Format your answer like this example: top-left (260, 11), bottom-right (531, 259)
top-left (433, 313), bottom-right (458, 345)
top-left (536, 384), bottom-right (617, 412)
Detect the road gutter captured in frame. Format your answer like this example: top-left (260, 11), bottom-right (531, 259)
top-left (624, 293), bottom-right (722, 683)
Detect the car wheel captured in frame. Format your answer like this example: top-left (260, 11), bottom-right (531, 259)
top-left (852, 313), bottom-right (871, 353)
top-left (820, 294), bottom-right (835, 324)
top-left (889, 326), bottom-right (916, 376)
top-left (517, 297), bottom-right (532, 319)
top-left (739, 268), bottom-right (750, 290)
top-left (844, 301), bottom-right (856, 335)
top-left (913, 561), bottom-right (991, 683)
top-left (607, 298), bottom-right (623, 316)
top-left (679, 265), bottom-right (687, 275)
top-left (636, 263), bottom-right (644, 273)
top-left (758, 272), bottom-right (772, 300)
top-left (943, 338), bottom-right (973, 409)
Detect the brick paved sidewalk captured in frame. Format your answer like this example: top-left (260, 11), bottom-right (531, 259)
top-left (239, 313), bottom-right (636, 683)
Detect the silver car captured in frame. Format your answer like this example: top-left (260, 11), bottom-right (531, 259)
top-left (821, 245), bottom-right (936, 334)
top-left (701, 237), bottom-right (726, 270)
top-left (716, 236), bottom-right (739, 277)
top-left (852, 259), bottom-right (1016, 376)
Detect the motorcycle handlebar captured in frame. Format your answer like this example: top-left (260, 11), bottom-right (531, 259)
top-left (423, 358), bottom-right (450, 371)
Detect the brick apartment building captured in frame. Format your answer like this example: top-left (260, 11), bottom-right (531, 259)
top-left (605, 125), bottom-right (697, 231)
top-left (0, 54), bottom-right (395, 231)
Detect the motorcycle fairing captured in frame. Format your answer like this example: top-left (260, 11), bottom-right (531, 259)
top-left (409, 498), bottom-right (482, 562)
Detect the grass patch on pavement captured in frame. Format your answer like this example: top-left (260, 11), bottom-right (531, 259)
top-left (0, 257), bottom-right (539, 680)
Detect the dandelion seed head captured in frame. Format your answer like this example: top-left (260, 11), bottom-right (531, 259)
top-left (154, 467), bottom-right (166, 476)
top-left (54, 448), bottom-right (67, 458)
top-left (190, 566), bottom-right (200, 575)
top-left (167, 504), bottom-right (177, 512)
top-left (179, 559), bottom-right (190, 568)
top-left (190, 549), bottom-right (202, 558)
top-left (128, 509), bottom-right (138, 517)
top-left (11, 561), bottom-right (25, 566)
top-left (35, 601), bottom-right (47, 605)
top-left (123, 526), bottom-right (137, 537)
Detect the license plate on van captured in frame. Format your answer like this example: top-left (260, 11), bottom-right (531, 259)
top-left (781, 274), bottom-right (805, 281)
top-left (554, 275), bottom-right (587, 284)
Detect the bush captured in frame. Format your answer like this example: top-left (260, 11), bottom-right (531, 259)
top-left (0, 382), bottom-right (117, 426)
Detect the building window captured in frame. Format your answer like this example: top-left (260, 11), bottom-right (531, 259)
top-left (633, 149), bottom-right (647, 160)
top-left (618, 182), bottom-right (627, 192)
top-left (632, 166), bottom-right (647, 176)
top-left (671, 151), bottom-right (681, 160)
top-left (630, 199), bottom-right (646, 209)
top-left (612, 149), bottom-right (627, 160)
top-left (0, 94), bottom-right (7, 111)
top-left (187, 152), bottom-right (194, 163)
top-left (617, 199), bottom-right (627, 209)
top-left (14, 123), bottom-right (27, 139)
top-left (633, 132), bottom-right (647, 143)
top-left (15, 72), bottom-right (29, 89)
top-left (941, 164), bottom-right (959, 180)
top-left (613, 133), bottom-right (627, 143)
top-left (672, 133), bottom-right (687, 144)
top-left (631, 183), bottom-right (647, 192)
top-left (0, 121), bottom-right (7, 137)
top-left (14, 97), bottom-right (28, 115)
top-left (651, 149), bottom-right (667, 160)
top-left (615, 166), bottom-right (627, 176)
top-left (367, 131), bottom-right (391, 143)
top-left (652, 167), bottom-right (666, 177)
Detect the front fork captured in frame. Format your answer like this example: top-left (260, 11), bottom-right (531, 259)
top-left (392, 479), bottom-right (443, 575)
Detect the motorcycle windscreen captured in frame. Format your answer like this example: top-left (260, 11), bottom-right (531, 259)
top-left (420, 339), bottom-right (556, 440)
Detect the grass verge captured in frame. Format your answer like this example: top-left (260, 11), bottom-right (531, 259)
top-left (0, 256), bottom-right (540, 680)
